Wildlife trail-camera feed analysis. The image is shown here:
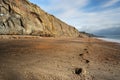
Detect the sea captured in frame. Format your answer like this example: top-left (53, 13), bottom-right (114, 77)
top-left (97, 35), bottom-right (120, 43)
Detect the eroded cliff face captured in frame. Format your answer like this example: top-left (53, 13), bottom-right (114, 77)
top-left (0, 0), bottom-right (80, 37)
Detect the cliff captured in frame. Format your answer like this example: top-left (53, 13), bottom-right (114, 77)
top-left (0, 0), bottom-right (80, 37)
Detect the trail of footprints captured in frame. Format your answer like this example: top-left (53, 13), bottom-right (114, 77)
top-left (73, 47), bottom-right (94, 80)
top-left (79, 48), bottom-right (90, 64)
top-left (74, 47), bottom-right (90, 74)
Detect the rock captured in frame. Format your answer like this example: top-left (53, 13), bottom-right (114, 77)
top-left (0, 0), bottom-right (81, 37)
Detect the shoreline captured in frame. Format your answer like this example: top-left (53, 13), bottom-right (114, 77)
top-left (97, 37), bottom-right (120, 44)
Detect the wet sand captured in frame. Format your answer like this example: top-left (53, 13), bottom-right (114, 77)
top-left (0, 36), bottom-right (120, 80)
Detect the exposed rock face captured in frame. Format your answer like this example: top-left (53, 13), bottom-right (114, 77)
top-left (0, 0), bottom-right (80, 37)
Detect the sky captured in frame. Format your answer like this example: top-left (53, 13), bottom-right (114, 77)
top-left (29, 0), bottom-right (120, 33)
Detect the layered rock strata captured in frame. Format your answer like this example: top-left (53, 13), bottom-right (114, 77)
top-left (0, 0), bottom-right (80, 37)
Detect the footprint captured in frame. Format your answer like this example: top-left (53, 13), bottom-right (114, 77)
top-left (75, 68), bottom-right (83, 75)
top-left (79, 54), bottom-right (83, 56)
top-left (85, 60), bottom-right (90, 63)
top-left (84, 48), bottom-right (87, 51)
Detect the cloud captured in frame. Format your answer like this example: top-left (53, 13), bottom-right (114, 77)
top-left (30, 0), bottom-right (120, 33)
top-left (102, 0), bottom-right (119, 8)
top-left (41, 0), bottom-right (89, 14)
top-left (78, 7), bottom-right (120, 32)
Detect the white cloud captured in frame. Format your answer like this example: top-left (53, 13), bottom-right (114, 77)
top-left (30, 0), bottom-right (120, 33)
top-left (50, 0), bottom-right (120, 33)
top-left (102, 0), bottom-right (119, 8)
top-left (76, 7), bottom-right (120, 32)
top-left (41, 0), bottom-right (89, 14)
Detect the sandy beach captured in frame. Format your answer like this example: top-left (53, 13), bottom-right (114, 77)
top-left (0, 36), bottom-right (120, 80)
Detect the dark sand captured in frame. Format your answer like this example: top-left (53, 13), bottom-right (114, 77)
top-left (0, 35), bottom-right (120, 80)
